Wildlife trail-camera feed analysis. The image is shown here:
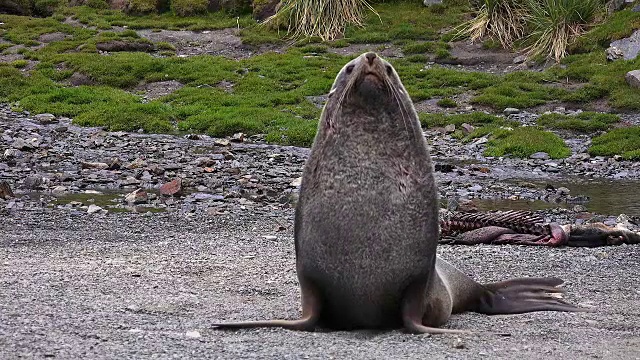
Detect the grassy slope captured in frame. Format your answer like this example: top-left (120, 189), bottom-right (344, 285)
top-left (0, 1), bottom-right (639, 157)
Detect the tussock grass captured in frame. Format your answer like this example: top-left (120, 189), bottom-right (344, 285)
top-left (484, 126), bottom-right (571, 159)
top-left (537, 111), bottom-right (620, 132)
top-left (455, 0), bottom-right (608, 61)
top-left (589, 127), bottom-right (640, 160)
top-left (264, 0), bottom-right (380, 41)
top-left (523, 0), bottom-right (605, 62)
top-left (454, 0), bottom-right (528, 48)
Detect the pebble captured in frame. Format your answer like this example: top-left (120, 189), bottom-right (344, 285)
top-left (87, 204), bottom-right (103, 214)
top-left (503, 107), bottom-right (520, 115)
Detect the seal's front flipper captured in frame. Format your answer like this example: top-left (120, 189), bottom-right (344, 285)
top-left (474, 277), bottom-right (593, 315)
top-left (444, 226), bottom-right (517, 245)
top-left (211, 277), bottom-right (322, 332)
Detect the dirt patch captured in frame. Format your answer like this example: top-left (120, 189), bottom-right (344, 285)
top-left (136, 28), bottom-right (283, 59)
top-left (0, 53), bottom-right (25, 63)
top-left (38, 32), bottom-right (69, 43)
top-left (96, 40), bottom-right (155, 52)
top-left (433, 40), bottom-right (554, 74)
top-left (134, 80), bottom-right (185, 101)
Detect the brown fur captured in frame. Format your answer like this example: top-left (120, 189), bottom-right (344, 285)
top-left (211, 52), bottom-right (589, 334)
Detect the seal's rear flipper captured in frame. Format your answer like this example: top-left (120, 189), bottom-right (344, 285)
top-left (475, 277), bottom-right (593, 315)
top-left (211, 318), bottom-right (318, 331)
top-left (211, 276), bottom-right (322, 332)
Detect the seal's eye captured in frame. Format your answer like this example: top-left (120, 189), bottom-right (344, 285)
top-left (386, 65), bottom-right (393, 75)
top-left (346, 64), bottom-right (355, 74)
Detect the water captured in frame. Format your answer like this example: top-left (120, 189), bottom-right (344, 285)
top-left (474, 179), bottom-right (640, 217)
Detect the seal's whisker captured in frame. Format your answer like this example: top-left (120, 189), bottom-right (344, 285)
top-left (386, 78), bottom-right (412, 140)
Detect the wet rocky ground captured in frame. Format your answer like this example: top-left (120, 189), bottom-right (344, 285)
top-left (2, 103), bottom-right (640, 225)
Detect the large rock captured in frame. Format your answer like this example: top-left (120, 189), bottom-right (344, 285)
top-left (252, 0), bottom-right (279, 21)
top-left (423, 0), bottom-right (442, 5)
top-left (0, 0), bottom-right (32, 15)
top-left (208, 0), bottom-right (251, 14)
top-left (0, 181), bottom-right (14, 199)
top-left (160, 178), bottom-right (182, 196)
top-left (607, 29), bottom-right (640, 61)
top-left (625, 70), bottom-right (640, 89)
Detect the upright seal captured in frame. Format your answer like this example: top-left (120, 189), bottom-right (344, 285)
top-left (212, 52), bottom-right (588, 334)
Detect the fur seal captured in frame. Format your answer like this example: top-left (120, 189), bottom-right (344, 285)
top-left (439, 209), bottom-right (640, 247)
top-left (212, 52), bottom-right (588, 334)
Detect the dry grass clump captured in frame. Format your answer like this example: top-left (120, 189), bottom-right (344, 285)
top-left (523, 0), bottom-right (606, 62)
top-left (263, 0), bottom-right (380, 41)
top-left (456, 0), bottom-right (607, 62)
top-left (455, 0), bottom-right (528, 49)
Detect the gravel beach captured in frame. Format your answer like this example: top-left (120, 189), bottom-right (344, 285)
top-left (1, 209), bottom-right (639, 359)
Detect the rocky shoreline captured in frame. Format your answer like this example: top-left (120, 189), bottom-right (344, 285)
top-left (2, 103), bottom-right (640, 228)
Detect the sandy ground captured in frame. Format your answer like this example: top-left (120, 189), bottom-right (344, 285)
top-left (1, 209), bottom-right (639, 360)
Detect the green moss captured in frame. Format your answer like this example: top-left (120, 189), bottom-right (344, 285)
top-left (588, 127), bottom-right (640, 160)
top-left (11, 59), bottom-right (29, 68)
top-left (405, 54), bottom-right (429, 63)
top-left (343, 0), bottom-right (469, 44)
top-left (482, 38), bottom-right (501, 50)
top-left (484, 126), bottom-right (571, 159)
top-left (472, 71), bottom-right (567, 110)
top-left (570, 10), bottom-right (640, 54)
top-left (85, 0), bottom-right (109, 9)
top-left (298, 44), bottom-right (329, 54)
top-left (537, 111), bottom-right (620, 132)
top-left (418, 111), bottom-right (509, 128)
top-left (33, 0), bottom-right (64, 16)
top-left (549, 52), bottom-right (640, 110)
top-left (436, 97), bottom-right (457, 108)
top-left (170, 0), bottom-right (208, 16)
top-left (75, 101), bottom-right (175, 132)
top-left (126, 0), bottom-right (158, 14)
top-left (402, 42), bottom-right (434, 55)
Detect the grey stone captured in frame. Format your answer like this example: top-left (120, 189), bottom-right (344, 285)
top-left (34, 113), bottom-right (57, 124)
top-left (125, 188), bottom-right (148, 204)
top-left (11, 138), bottom-right (32, 151)
top-left (423, 0), bottom-right (442, 5)
top-left (38, 32), bottom-right (67, 43)
top-left (607, 0), bottom-right (625, 12)
top-left (23, 175), bottom-right (43, 190)
top-left (608, 29), bottom-right (640, 60)
top-left (460, 123), bottom-right (475, 135)
top-left (468, 184), bottom-right (483, 192)
top-left (504, 107), bottom-right (520, 115)
top-left (625, 70), bottom-right (640, 88)
top-left (530, 152), bottom-right (550, 160)
top-left (513, 55), bottom-right (527, 64)
top-left (444, 124), bottom-right (456, 133)
top-left (87, 204), bottom-right (103, 214)
top-left (51, 186), bottom-right (68, 195)
top-left (606, 46), bottom-right (624, 61)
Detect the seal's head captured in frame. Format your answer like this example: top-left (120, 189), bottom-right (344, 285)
top-left (321, 52), bottom-right (417, 135)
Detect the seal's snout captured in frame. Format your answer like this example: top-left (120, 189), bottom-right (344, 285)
top-left (365, 52), bottom-right (377, 65)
